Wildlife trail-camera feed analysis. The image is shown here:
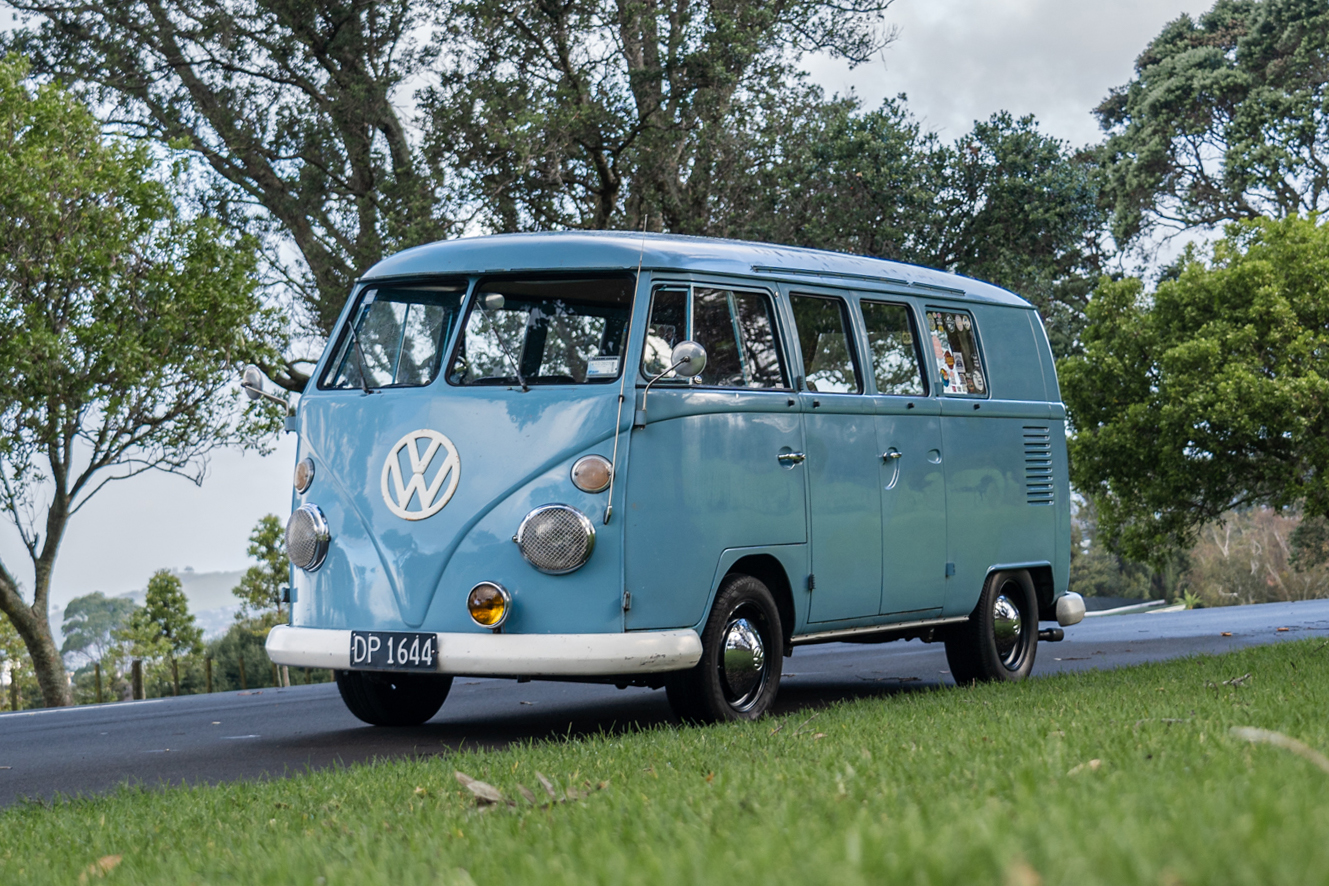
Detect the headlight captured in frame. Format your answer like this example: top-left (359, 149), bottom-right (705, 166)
top-left (467, 582), bottom-right (511, 629)
top-left (514, 504), bottom-right (595, 574)
top-left (570, 454), bottom-right (612, 493)
top-left (286, 504), bottom-right (330, 571)
top-left (293, 457), bottom-right (315, 493)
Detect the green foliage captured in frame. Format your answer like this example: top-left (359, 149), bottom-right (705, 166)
top-left (1061, 215), bottom-right (1329, 564)
top-left (59, 592), bottom-right (136, 663)
top-left (2, 641), bottom-right (1328, 883)
top-left (0, 54), bottom-right (283, 707)
top-left (232, 515), bottom-right (287, 621)
top-left (119, 571), bottom-right (203, 662)
top-left (1095, 0), bottom-right (1329, 244)
top-left (0, 612), bottom-right (29, 710)
top-left (1289, 514), bottom-right (1329, 570)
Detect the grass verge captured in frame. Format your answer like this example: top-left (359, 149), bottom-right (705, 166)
top-left (4, 640), bottom-right (1328, 885)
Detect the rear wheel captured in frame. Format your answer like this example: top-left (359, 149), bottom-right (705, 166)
top-left (666, 574), bottom-right (783, 724)
top-left (335, 670), bottom-right (453, 726)
top-left (944, 569), bottom-right (1038, 685)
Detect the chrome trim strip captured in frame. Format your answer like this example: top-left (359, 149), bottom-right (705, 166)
top-left (266, 625), bottom-right (703, 675)
top-left (791, 615), bottom-right (969, 646)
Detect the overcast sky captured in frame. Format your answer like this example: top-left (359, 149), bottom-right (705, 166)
top-left (1, 0), bottom-right (1213, 609)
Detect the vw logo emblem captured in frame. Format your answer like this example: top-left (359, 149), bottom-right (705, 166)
top-left (380, 429), bottom-right (460, 521)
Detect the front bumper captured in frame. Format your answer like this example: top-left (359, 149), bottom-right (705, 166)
top-left (266, 624), bottom-right (703, 676)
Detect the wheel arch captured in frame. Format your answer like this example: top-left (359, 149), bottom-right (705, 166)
top-left (725, 553), bottom-right (797, 648)
top-left (984, 561), bottom-right (1054, 620)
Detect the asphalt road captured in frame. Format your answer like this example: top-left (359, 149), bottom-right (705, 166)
top-left (3, 599), bottom-right (1327, 807)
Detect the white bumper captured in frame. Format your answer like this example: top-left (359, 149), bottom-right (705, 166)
top-left (1056, 591), bottom-right (1086, 626)
top-left (266, 624), bottom-right (703, 676)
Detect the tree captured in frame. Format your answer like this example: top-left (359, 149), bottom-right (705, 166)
top-left (0, 56), bottom-right (283, 707)
top-left (7, 0), bottom-right (460, 365)
top-left (1060, 215), bottom-right (1329, 564)
top-left (0, 612), bottom-right (29, 710)
top-left (60, 592), bottom-right (136, 665)
top-left (719, 102), bottom-right (1107, 356)
top-left (1095, 0), bottom-right (1329, 246)
top-left (232, 515), bottom-right (287, 621)
top-left (429, 0), bottom-right (894, 235)
top-left (119, 570), bottom-right (203, 695)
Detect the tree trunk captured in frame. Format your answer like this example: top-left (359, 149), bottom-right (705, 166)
top-left (23, 614), bottom-right (72, 707)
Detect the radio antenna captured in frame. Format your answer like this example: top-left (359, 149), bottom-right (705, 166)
top-left (603, 217), bottom-right (648, 525)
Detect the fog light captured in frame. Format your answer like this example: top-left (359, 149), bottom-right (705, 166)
top-left (294, 457), bottom-right (315, 493)
top-left (570, 454), bottom-right (612, 493)
top-left (286, 503), bottom-right (330, 571)
top-left (467, 582), bottom-right (511, 629)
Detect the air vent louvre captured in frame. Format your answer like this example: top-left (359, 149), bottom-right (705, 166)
top-left (1023, 426), bottom-right (1054, 505)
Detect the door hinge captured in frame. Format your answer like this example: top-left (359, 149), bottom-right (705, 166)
top-left (622, 590), bottom-right (632, 611)
top-left (807, 574), bottom-right (816, 591)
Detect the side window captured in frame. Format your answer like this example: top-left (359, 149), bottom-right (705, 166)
top-left (861, 300), bottom-right (926, 396)
top-left (790, 294), bottom-right (861, 393)
top-left (641, 286), bottom-right (787, 389)
top-left (925, 309), bottom-right (987, 396)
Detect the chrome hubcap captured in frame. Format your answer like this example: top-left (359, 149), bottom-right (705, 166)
top-left (720, 615), bottom-right (767, 710)
top-left (992, 592), bottom-right (1024, 668)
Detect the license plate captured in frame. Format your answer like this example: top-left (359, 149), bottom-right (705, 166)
top-left (349, 631), bottom-right (438, 671)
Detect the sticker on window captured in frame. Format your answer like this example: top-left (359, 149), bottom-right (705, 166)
top-left (585, 356), bottom-right (621, 378)
top-left (926, 310), bottom-right (985, 396)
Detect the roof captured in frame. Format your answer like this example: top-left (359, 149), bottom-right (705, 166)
top-left (361, 231), bottom-right (1033, 309)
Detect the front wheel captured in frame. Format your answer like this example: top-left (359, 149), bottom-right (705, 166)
top-left (666, 573), bottom-right (784, 724)
top-left (335, 670), bottom-right (453, 726)
top-left (944, 569), bottom-right (1038, 684)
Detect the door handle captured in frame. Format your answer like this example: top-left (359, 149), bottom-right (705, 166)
top-left (882, 449), bottom-right (903, 462)
top-left (777, 451), bottom-right (806, 466)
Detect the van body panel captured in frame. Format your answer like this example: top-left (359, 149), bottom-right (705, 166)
top-left (292, 385), bottom-right (626, 633)
top-left (801, 391), bottom-right (883, 622)
top-left (873, 395), bottom-right (948, 616)
top-left (623, 387), bottom-right (808, 631)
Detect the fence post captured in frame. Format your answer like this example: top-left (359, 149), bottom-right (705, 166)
top-left (95, 661), bottom-right (103, 704)
top-left (280, 665), bottom-right (290, 688)
top-left (132, 659), bottom-right (144, 700)
top-left (205, 657), bottom-right (213, 694)
top-left (171, 658), bottom-right (180, 696)
top-left (270, 662), bottom-right (278, 687)
top-left (8, 675), bottom-right (18, 711)
top-left (238, 654), bottom-right (247, 690)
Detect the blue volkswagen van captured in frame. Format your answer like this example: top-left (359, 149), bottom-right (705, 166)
top-left (255, 232), bottom-right (1085, 726)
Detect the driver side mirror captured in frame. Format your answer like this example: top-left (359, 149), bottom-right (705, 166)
top-left (668, 340), bottom-right (707, 378)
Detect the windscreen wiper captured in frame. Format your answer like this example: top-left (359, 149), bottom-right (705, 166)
top-left (346, 322), bottom-right (376, 395)
top-left (479, 294), bottom-right (529, 392)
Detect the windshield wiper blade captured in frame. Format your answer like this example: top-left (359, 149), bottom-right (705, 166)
top-left (480, 302), bottom-right (529, 392)
top-left (346, 323), bottom-right (376, 394)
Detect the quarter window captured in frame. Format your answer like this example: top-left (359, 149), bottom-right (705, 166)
top-left (641, 286), bottom-right (787, 389)
top-left (926, 309), bottom-right (987, 396)
top-left (861, 300), bottom-right (926, 396)
top-left (790, 294), bottom-right (861, 394)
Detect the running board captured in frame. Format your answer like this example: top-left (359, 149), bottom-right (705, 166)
top-left (791, 616), bottom-right (969, 647)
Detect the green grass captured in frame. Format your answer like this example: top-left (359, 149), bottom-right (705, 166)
top-left (4, 640), bottom-right (1329, 885)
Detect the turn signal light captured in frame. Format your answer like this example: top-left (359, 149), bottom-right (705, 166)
top-left (467, 582), bottom-right (511, 629)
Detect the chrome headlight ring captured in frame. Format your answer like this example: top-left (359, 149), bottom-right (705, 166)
top-left (286, 503), bottom-right (330, 572)
top-left (514, 504), bottom-right (596, 574)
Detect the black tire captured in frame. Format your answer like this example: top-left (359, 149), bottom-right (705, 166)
top-left (335, 670), bottom-right (453, 726)
top-left (666, 573), bottom-right (784, 724)
top-left (944, 569), bottom-right (1038, 685)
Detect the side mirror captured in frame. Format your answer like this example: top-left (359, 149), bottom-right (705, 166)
top-left (241, 364), bottom-right (266, 401)
top-left (669, 341), bottom-right (707, 378)
top-left (241, 364), bottom-right (293, 414)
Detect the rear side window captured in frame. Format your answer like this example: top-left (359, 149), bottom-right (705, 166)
top-left (641, 286), bottom-right (787, 389)
top-left (790, 294), bottom-right (861, 394)
top-left (861, 300), bottom-right (926, 396)
top-left (926, 309), bottom-right (987, 396)
top-left (321, 282), bottom-right (467, 389)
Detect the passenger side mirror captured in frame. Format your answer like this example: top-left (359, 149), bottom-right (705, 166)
top-left (241, 364), bottom-right (293, 414)
top-left (669, 341), bottom-right (707, 378)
